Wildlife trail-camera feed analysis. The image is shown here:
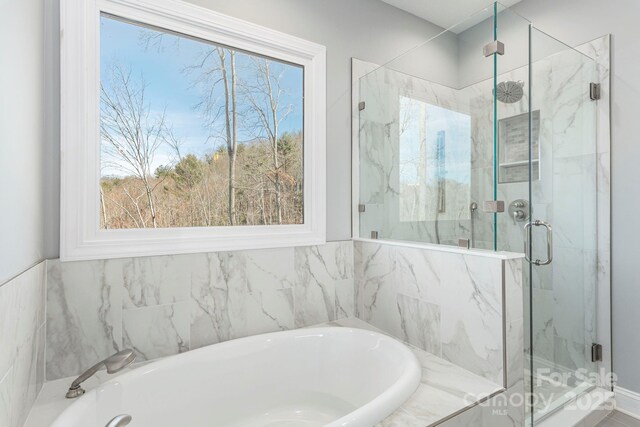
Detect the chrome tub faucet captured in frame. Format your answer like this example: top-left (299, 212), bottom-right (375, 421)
top-left (66, 349), bottom-right (136, 398)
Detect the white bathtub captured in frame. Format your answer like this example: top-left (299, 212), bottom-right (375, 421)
top-left (51, 327), bottom-right (421, 427)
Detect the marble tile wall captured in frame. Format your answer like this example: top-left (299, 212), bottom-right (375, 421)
top-left (46, 241), bottom-right (354, 380)
top-left (356, 60), bottom-right (476, 247)
top-left (354, 239), bottom-right (524, 387)
top-left (0, 262), bottom-right (46, 427)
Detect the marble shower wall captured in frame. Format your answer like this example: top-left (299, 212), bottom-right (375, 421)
top-left (356, 60), bottom-right (479, 247)
top-left (354, 239), bottom-right (524, 387)
top-left (46, 241), bottom-right (354, 380)
top-left (0, 262), bottom-right (46, 427)
top-left (489, 36), bottom-right (610, 376)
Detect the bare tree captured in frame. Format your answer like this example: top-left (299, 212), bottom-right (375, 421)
top-left (243, 58), bottom-right (294, 224)
top-left (100, 64), bottom-right (170, 228)
top-left (187, 47), bottom-right (240, 225)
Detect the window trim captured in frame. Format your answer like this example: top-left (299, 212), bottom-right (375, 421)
top-left (60, 0), bottom-right (326, 261)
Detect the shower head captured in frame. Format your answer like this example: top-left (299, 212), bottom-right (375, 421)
top-left (495, 80), bottom-right (524, 103)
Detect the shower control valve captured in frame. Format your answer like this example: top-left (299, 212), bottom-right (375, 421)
top-left (508, 199), bottom-right (530, 224)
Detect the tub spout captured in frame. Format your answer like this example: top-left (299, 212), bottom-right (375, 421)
top-left (106, 414), bottom-right (132, 427)
top-left (66, 349), bottom-right (136, 398)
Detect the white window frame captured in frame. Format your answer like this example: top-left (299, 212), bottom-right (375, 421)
top-left (60, 0), bottom-right (326, 261)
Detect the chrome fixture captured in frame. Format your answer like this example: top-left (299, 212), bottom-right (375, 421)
top-left (370, 230), bottom-right (379, 239)
top-left (106, 415), bottom-right (132, 427)
top-left (66, 349), bottom-right (136, 398)
top-left (458, 238), bottom-right (470, 249)
top-left (483, 40), bottom-right (505, 57)
top-left (469, 202), bottom-right (478, 248)
top-left (495, 80), bottom-right (525, 103)
top-left (483, 200), bottom-right (505, 213)
top-left (508, 199), bottom-right (529, 223)
top-left (523, 220), bottom-right (553, 266)
top-left (591, 343), bottom-right (603, 363)
top-left (590, 82), bottom-right (601, 101)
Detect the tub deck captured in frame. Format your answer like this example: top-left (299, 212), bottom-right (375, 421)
top-left (24, 317), bottom-right (502, 427)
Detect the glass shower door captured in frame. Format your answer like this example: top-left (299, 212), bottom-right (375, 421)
top-left (526, 28), bottom-right (599, 423)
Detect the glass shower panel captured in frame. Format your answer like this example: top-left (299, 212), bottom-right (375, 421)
top-left (357, 5), bottom-right (499, 247)
top-left (526, 29), bottom-right (598, 424)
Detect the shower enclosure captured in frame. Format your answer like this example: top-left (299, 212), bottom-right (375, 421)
top-left (354, 3), bottom-right (607, 424)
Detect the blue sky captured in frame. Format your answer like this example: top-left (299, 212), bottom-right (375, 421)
top-left (100, 15), bottom-right (303, 177)
top-left (399, 96), bottom-right (471, 186)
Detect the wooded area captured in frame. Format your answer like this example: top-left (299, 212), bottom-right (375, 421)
top-left (99, 40), bottom-right (304, 229)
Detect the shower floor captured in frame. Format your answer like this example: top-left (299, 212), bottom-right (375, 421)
top-left (526, 366), bottom-right (595, 423)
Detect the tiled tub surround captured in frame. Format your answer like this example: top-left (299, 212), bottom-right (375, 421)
top-left (354, 239), bottom-right (524, 388)
top-left (46, 241), bottom-right (354, 380)
top-left (0, 262), bottom-right (47, 427)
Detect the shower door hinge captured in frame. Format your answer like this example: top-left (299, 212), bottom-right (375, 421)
top-left (590, 83), bottom-right (601, 100)
top-left (483, 200), bottom-right (505, 213)
top-left (591, 343), bottom-right (603, 362)
top-left (483, 40), bottom-right (505, 57)
top-left (358, 101), bottom-right (366, 111)
top-left (370, 231), bottom-right (379, 239)
top-left (358, 204), bottom-right (366, 213)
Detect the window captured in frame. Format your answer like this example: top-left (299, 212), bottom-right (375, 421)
top-left (398, 96), bottom-right (470, 223)
top-left (61, 0), bottom-right (326, 260)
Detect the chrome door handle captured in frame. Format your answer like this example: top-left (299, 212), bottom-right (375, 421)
top-left (523, 220), bottom-right (553, 265)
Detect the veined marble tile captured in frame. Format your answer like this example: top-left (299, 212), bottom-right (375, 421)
top-left (377, 408), bottom-right (422, 427)
top-left (46, 259), bottom-right (122, 380)
top-left (123, 302), bottom-right (189, 361)
top-left (401, 384), bottom-right (471, 426)
top-left (0, 277), bottom-right (18, 380)
top-left (335, 278), bottom-right (355, 319)
top-left (190, 251), bottom-right (247, 348)
top-left (394, 246), bottom-right (441, 305)
top-left (411, 349), bottom-right (502, 400)
top-left (0, 368), bottom-right (12, 427)
top-left (245, 247), bottom-right (295, 291)
top-left (293, 243), bottom-right (352, 327)
top-left (441, 320), bottom-right (503, 386)
top-left (0, 264), bottom-right (43, 379)
top-left (528, 288), bottom-right (554, 363)
top-left (118, 255), bottom-right (191, 309)
top-left (438, 404), bottom-right (484, 427)
top-left (241, 288), bottom-right (294, 337)
top-left (397, 294), bottom-right (441, 356)
top-left (35, 324), bottom-right (45, 397)
top-left (440, 254), bottom-right (504, 383)
top-left (354, 241), bottom-right (401, 337)
top-left (482, 380), bottom-right (526, 427)
top-left (12, 333), bottom-right (38, 427)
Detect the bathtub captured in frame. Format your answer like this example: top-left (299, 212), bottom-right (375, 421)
top-left (51, 327), bottom-right (421, 427)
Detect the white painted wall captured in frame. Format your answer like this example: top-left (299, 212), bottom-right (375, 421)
top-left (0, 0), bottom-right (46, 284)
top-left (510, 0), bottom-right (640, 394)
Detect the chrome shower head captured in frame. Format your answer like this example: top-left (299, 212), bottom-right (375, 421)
top-left (495, 80), bottom-right (524, 103)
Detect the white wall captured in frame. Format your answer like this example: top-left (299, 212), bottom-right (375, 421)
top-left (511, 0), bottom-right (640, 394)
top-left (0, 0), bottom-right (46, 284)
